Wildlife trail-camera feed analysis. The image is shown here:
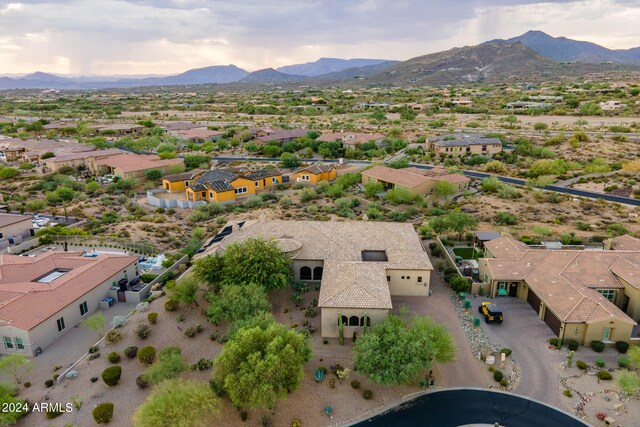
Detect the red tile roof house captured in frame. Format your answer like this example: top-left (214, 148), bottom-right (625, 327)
top-left (317, 132), bottom-right (386, 147)
top-left (174, 127), bottom-right (224, 143)
top-left (90, 153), bottom-right (182, 180)
top-left (0, 252), bottom-right (139, 356)
top-left (255, 129), bottom-right (309, 145)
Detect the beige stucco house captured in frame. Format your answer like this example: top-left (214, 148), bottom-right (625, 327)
top-left (361, 166), bottom-right (470, 197)
top-left (210, 220), bottom-right (433, 339)
top-left (0, 251), bottom-right (139, 356)
top-left (478, 234), bottom-right (640, 345)
top-left (428, 135), bottom-right (502, 157)
top-left (0, 214), bottom-right (34, 250)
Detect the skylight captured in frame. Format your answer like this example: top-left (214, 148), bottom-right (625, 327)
top-left (35, 269), bottom-right (71, 283)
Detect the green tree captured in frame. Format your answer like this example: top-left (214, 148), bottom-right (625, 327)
top-left (399, 108), bottom-right (418, 121)
top-left (0, 355), bottom-right (33, 385)
top-left (0, 167), bottom-right (19, 179)
top-left (193, 254), bottom-right (224, 288)
top-left (446, 210), bottom-right (478, 240)
top-left (183, 155), bottom-right (210, 170)
top-left (213, 321), bottom-right (311, 409)
top-left (280, 152), bottom-right (301, 168)
top-left (433, 180), bottom-right (456, 202)
top-left (25, 199), bottom-right (46, 214)
top-left (353, 313), bottom-right (454, 385)
top-left (133, 379), bottom-right (220, 427)
top-left (85, 181), bottom-right (101, 194)
top-left (206, 283), bottom-right (271, 325)
top-left (81, 312), bottom-right (105, 341)
top-left (196, 238), bottom-right (292, 291)
top-left (364, 181), bottom-right (384, 198)
top-left (0, 382), bottom-right (28, 425)
top-left (144, 169), bottom-right (163, 181)
top-left (166, 276), bottom-right (201, 307)
top-left (533, 122), bottom-right (548, 132)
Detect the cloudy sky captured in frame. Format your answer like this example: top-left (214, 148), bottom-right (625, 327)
top-left (0, 0), bottom-right (638, 76)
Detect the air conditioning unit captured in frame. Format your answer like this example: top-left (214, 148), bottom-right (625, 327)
top-left (296, 178), bottom-right (302, 182)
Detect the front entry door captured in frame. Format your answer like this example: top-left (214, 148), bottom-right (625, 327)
top-left (602, 327), bottom-right (611, 341)
top-left (509, 283), bottom-right (518, 297)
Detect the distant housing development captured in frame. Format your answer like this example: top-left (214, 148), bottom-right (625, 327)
top-left (0, 251), bottom-right (139, 356)
top-left (316, 132), bottom-right (386, 147)
top-left (90, 153), bottom-right (182, 180)
top-left (361, 166), bottom-right (470, 196)
top-left (478, 234), bottom-right (640, 344)
top-left (162, 167), bottom-right (283, 203)
top-left (428, 134), bottom-right (503, 157)
top-left (211, 220), bottom-right (433, 338)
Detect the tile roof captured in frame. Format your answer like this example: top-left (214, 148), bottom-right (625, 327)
top-left (212, 220), bottom-right (432, 309)
top-left (609, 235), bottom-right (640, 251)
top-left (316, 132), bottom-right (385, 145)
top-left (256, 129), bottom-right (308, 142)
top-left (0, 252), bottom-right (138, 330)
top-left (0, 214), bottom-right (31, 228)
top-left (431, 134), bottom-right (502, 148)
top-left (47, 148), bottom-right (124, 163)
top-left (295, 163), bottom-right (336, 175)
top-left (162, 170), bottom-right (204, 182)
top-left (176, 127), bottom-right (224, 140)
top-left (93, 153), bottom-right (182, 173)
top-left (483, 235), bottom-right (640, 324)
top-left (362, 166), bottom-right (469, 189)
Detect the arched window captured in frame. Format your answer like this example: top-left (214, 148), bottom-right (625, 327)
top-left (349, 316), bottom-right (359, 326)
top-left (360, 316), bottom-right (371, 327)
top-left (313, 266), bottom-right (323, 281)
top-left (339, 315), bottom-right (348, 326)
top-left (300, 266), bottom-right (312, 280)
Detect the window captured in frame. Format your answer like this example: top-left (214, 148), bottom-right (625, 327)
top-left (15, 338), bottom-right (24, 350)
top-left (201, 191), bottom-right (206, 197)
top-left (209, 192), bottom-right (213, 198)
top-left (302, 175), bottom-right (310, 181)
top-left (349, 316), bottom-right (359, 326)
top-left (360, 316), bottom-right (371, 327)
top-left (3, 337), bottom-right (13, 349)
top-left (271, 177), bottom-right (278, 183)
top-left (79, 301), bottom-right (88, 316)
top-left (56, 317), bottom-right (66, 332)
top-left (339, 315), bottom-right (348, 326)
top-left (234, 186), bottom-right (248, 194)
top-left (387, 276), bottom-right (391, 282)
top-left (573, 327), bottom-right (580, 336)
top-left (185, 181), bottom-right (189, 187)
top-left (407, 276), bottom-right (410, 280)
top-left (300, 266), bottom-right (312, 281)
top-left (313, 266), bottom-right (323, 281)
top-left (597, 289), bottom-right (616, 302)
top-left (254, 181), bottom-right (260, 187)
top-left (417, 276), bottom-right (422, 283)
top-left (482, 145), bottom-right (487, 151)
top-left (401, 276), bottom-right (405, 279)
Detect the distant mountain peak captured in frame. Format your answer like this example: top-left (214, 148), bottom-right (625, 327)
top-left (277, 57), bottom-right (395, 77)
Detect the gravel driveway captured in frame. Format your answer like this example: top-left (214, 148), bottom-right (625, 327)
top-left (470, 296), bottom-right (567, 407)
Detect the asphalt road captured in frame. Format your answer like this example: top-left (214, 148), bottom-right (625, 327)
top-left (351, 388), bottom-right (589, 427)
top-left (213, 155), bottom-right (640, 206)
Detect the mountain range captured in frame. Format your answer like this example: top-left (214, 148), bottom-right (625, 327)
top-left (1, 31), bottom-right (639, 90)
top-left (488, 30), bottom-right (640, 64)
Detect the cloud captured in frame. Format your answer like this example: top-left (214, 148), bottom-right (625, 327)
top-left (0, 0), bottom-right (637, 75)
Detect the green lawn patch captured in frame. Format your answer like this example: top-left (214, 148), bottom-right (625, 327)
top-left (452, 247), bottom-right (482, 260)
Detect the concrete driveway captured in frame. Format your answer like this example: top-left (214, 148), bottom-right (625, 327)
top-left (469, 296), bottom-right (566, 407)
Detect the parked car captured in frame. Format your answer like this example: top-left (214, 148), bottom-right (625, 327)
top-left (479, 301), bottom-right (503, 324)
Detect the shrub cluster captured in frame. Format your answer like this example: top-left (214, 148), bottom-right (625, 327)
top-left (105, 329), bottom-right (123, 344)
top-left (107, 352), bottom-right (121, 363)
top-left (101, 366), bottom-right (122, 386)
top-left (591, 340), bottom-right (605, 352)
top-left (185, 324), bottom-right (204, 338)
top-left (493, 370), bottom-right (504, 382)
top-left (596, 371), bottom-right (612, 380)
top-left (92, 403), bottom-right (114, 424)
top-left (566, 340), bottom-right (579, 351)
top-left (137, 346), bottom-right (156, 365)
top-left (124, 346), bottom-right (138, 359)
top-left (147, 312), bottom-right (158, 324)
top-left (362, 389), bottom-right (374, 400)
top-left (616, 341), bottom-right (629, 354)
top-left (135, 323), bottom-right (152, 339)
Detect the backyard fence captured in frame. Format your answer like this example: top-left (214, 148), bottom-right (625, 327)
top-left (50, 235), bottom-right (160, 256)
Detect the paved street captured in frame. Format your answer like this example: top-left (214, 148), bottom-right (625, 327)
top-left (469, 297), bottom-right (566, 406)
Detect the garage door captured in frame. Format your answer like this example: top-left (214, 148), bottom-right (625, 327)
top-left (527, 288), bottom-right (541, 313)
top-left (543, 307), bottom-right (562, 336)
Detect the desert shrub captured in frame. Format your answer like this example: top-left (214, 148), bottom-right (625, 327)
top-left (566, 340), bottom-right (579, 351)
top-left (24, 382), bottom-right (31, 388)
top-left (191, 358), bottom-right (214, 371)
top-left (563, 389), bottom-right (573, 397)
top-left (616, 341), bottom-right (629, 353)
top-left (591, 340), bottom-right (605, 352)
top-left (164, 299), bottom-right (179, 311)
top-left (239, 410), bottom-right (248, 421)
top-left (92, 403), bottom-right (114, 424)
top-left (46, 409), bottom-right (63, 419)
top-left (148, 312), bottom-right (158, 324)
top-left (596, 371), bottom-right (612, 380)
top-left (101, 366), bottom-right (122, 386)
top-left (105, 329), bottom-right (123, 344)
top-left (576, 360), bottom-right (588, 370)
top-left (362, 389), bottom-right (374, 400)
top-left (499, 379), bottom-right (508, 387)
top-left (135, 323), bottom-right (152, 339)
top-left (136, 375), bottom-right (149, 389)
top-left (111, 315), bottom-right (128, 328)
top-left (137, 346), bottom-right (156, 365)
top-left (45, 379), bottom-right (54, 387)
top-left (617, 356), bottom-right (630, 368)
top-left (124, 346), bottom-right (138, 359)
top-left (88, 346), bottom-right (99, 354)
top-left (548, 338), bottom-right (559, 347)
top-left (448, 275), bottom-right (471, 293)
top-left (493, 370), bottom-right (504, 382)
top-left (500, 348), bottom-right (512, 357)
top-left (261, 415), bottom-right (274, 427)
top-left (351, 380), bottom-right (361, 389)
top-left (185, 323), bottom-right (204, 338)
top-left (595, 358), bottom-right (605, 368)
top-left (107, 352), bottom-right (121, 363)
